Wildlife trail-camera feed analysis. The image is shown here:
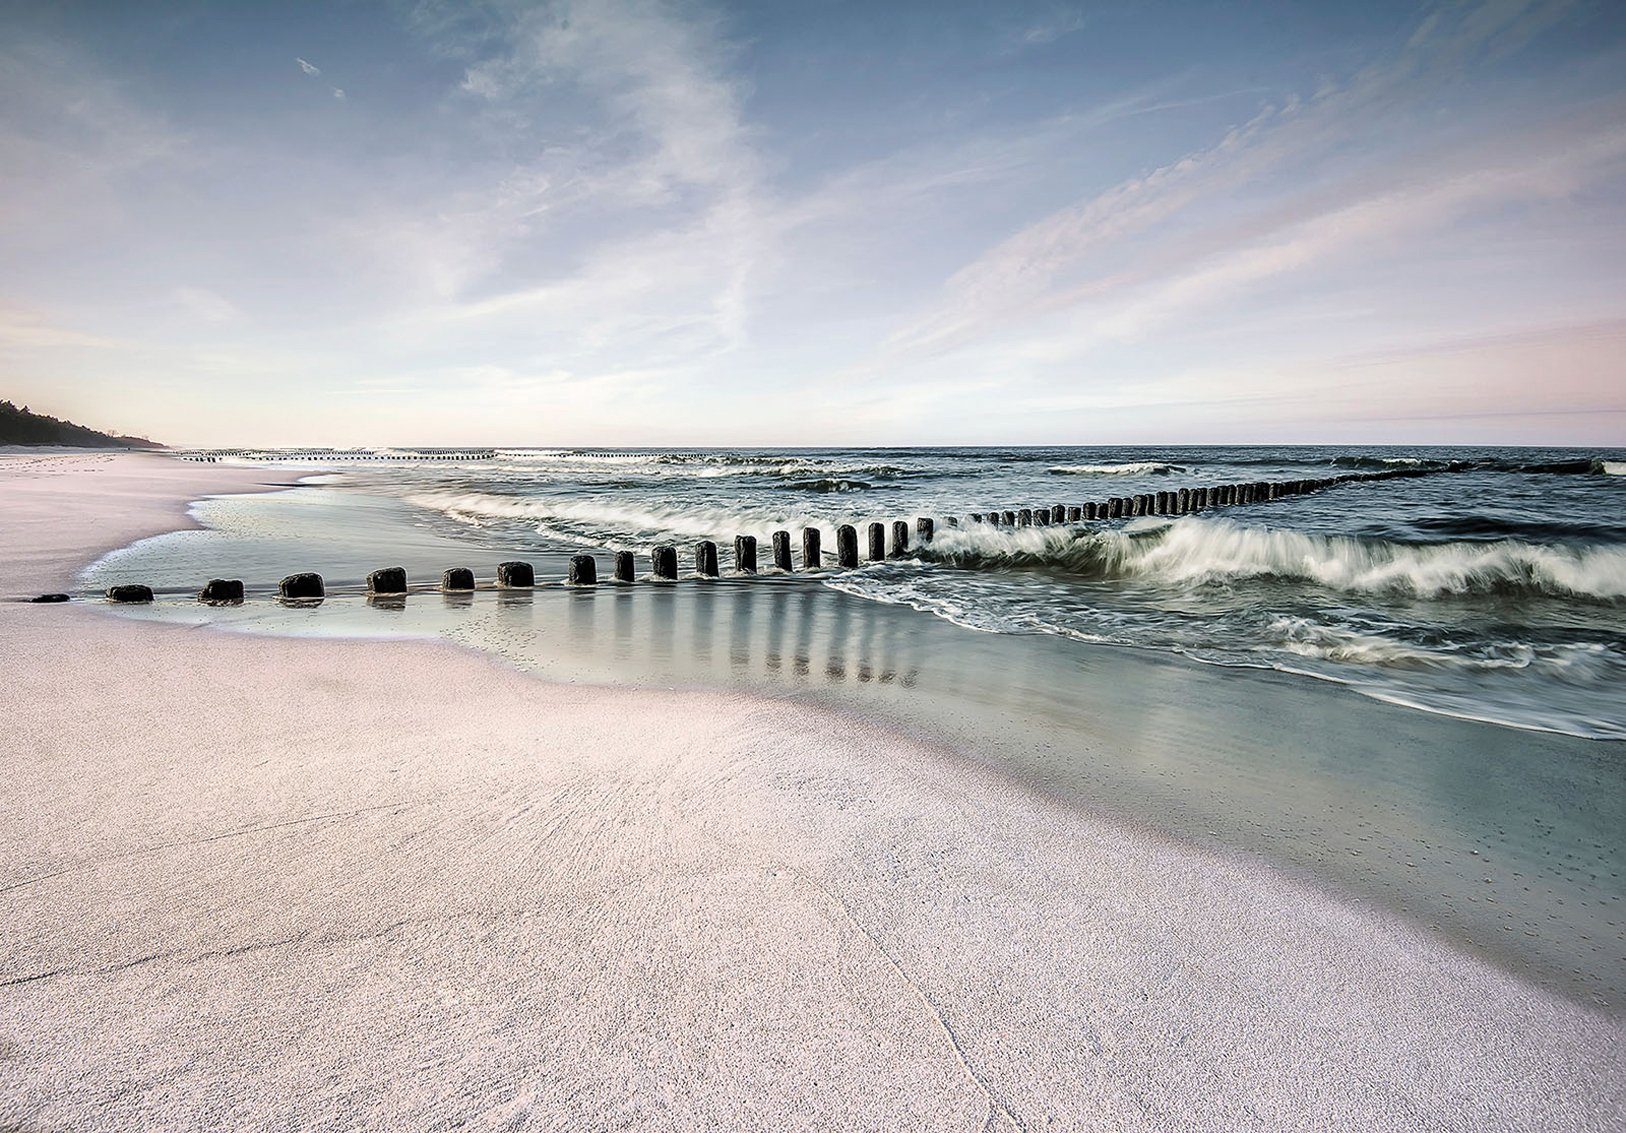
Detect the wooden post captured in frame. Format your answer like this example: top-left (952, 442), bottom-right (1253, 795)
top-left (614, 551), bottom-right (635, 583)
top-left (199, 578), bottom-right (244, 604)
top-left (107, 584), bottom-right (155, 604)
top-left (970, 513), bottom-right (984, 523)
top-left (1018, 508), bottom-right (1033, 526)
top-left (867, 522), bottom-right (886, 561)
top-left (441, 567), bottom-right (475, 592)
top-left (837, 524), bottom-right (858, 567)
top-left (653, 545), bottom-right (678, 580)
top-left (803, 527), bottom-right (823, 569)
top-left (367, 566), bottom-right (407, 594)
top-left (772, 530), bottom-right (793, 571)
top-left (1002, 510), bottom-right (1017, 525)
top-left (695, 541), bottom-right (719, 577)
top-left (891, 520), bottom-right (909, 556)
top-left (915, 517), bottom-right (934, 543)
top-left (734, 534), bottom-right (758, 574)
top-left (497, 561), bottom-right (534, 588)
top-left (1067, 506), bottom-right (1081, 522)
top-left (569, 554), bottom-right (598, 585)
top-left (1033, 509), bottom-right (1049, 526)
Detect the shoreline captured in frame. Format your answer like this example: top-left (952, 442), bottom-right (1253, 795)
top-left (2, 452), bottom-right (1622, 1130)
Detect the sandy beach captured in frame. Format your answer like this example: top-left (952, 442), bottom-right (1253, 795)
top-left (2, 452), bottom-right (1622, 1131)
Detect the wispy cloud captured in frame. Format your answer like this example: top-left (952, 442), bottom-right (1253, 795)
top-left (296, 57), bottom-right (320, 76)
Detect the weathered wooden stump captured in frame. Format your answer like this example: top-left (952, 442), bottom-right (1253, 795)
top-left (614, 551), bottom-right (636, 583)
top-left (199, 578), bottom-right (245, 604)
top-left (280, 573), bottom-right (325, 599)
top-left (891, 520), bottom-right (910, 555)
top-left (30, 593), bottom-right (69, 603)
top-left (367, 566), bottom-right (407, 594)
top-left (497, 561), bottom-right (534, 588)
top-left (734, 534), bottom-right (758, 574)
top-left (836, 524), bottom-right (858, 567)
top-left (440, 567), bottom-right (474, 592)
top-left (569, 554), bottom-right (598, 585)
top-left (695, 541), bottom-right (719, 577)
top-left (652, 545), bottom-right (678, 580)
top-left (772, 530), bottom-right (793, 571)
top-left (1018, 508), bottom-right (1033, 527)
top-left (867, 522), bottom-right (886, 561)
top-left (803, 527), bottom-right (822, 569)
top-left (1067, 506), bottom-right (1082, 522)
top-left (108, 584), bottom-right (154, 604)
top-left (916, 517), bottom-right (934, 543)
top-left (1002, 510), bottom-right (1017, 526)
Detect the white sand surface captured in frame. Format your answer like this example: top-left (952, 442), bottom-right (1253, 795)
top-left (1, 453), bottom-right (1621, 1131)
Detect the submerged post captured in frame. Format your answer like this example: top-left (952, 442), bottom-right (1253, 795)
top-left (497, 561), bottom-right (535, 588)
top-left (614, 551), bottom-right (635, 583)
top-left (867, 522), bottom-right (886, 561)
top-left (368, 566), bottom-right (407, 595)
top-left (199, 578), bottom-right (244, 604)
top-left (772, 530), bottom-right (793, 571)
top-left (441, 567), bottom-right (474, 592)
top-left (281, 573), bottom-right (325, 599)
top-left (652, 545), bottom-right (678, 580)
top-left (695, 541), bottom-right (719, 578)
top-left (734, 535), bottom-right (758, 574)
top-left (891, 520), bottom-right (909, 556)
top-left (569, 554), bottom-right (598, 585)
top-left (836, 524), bottom-right (858, 567)
top-left (803, 527), bottom-right (823, 569)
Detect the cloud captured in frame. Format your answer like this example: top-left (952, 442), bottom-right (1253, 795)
top-left (332, 87), bottom-right (345, 100)
top-left (296, 57), bottom-right (320, 76)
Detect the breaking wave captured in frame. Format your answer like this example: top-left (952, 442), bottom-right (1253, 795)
top-left (924, 517), bottom-right (1626, 602)
top-left (1048, 462), bottom-right (1182, 476)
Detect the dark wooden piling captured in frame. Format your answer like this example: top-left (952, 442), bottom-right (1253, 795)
top-left (497, 561), bottom-right (535, 588)
top-left (1033, 509), bottom-right (1049, 526)
top-left (1018, 508), bottom-right (1033, 526)
top-left (772, 530), bottom-right (793, 571)
top-left (695, 541), bottom-right (719, 577)
top-left (199, 578), bottom-right (244, 604)
top-left (803, 527), bottom-right (823, 569)
top-left (891, 520), bottom-right (910, 556)
top-left (916, 517), bottom-right (935, 543)
top-left (1002, 510), bottom-right (1017, 526)
top-left (653, 545), bottom-right (678, 580)
top-left (1051, 505), bottom-right (1066, 524)
top-left (368, 566), bottom-right (407, 594)
top-left (867, 522), bottom-right (886, 561)
top-left (1108, 498), bottom-right (1122, 519)
top-left (280, 573), bottom-right (325, 599)
top-left (614, 551), bottom-right (636, 583)
top-left (441, 567), bottom-right (474, 592)
top-left (1178, 488), bottom-right (1191, 513)
top-left (970, 513), bottom-right (985, 523)
top-left (1067, 506), bottom-right (1082, 522)
top-left (836, 524), bottom-right (858, 568)
top-left (734, 534), bottom-right (758, 574)
top-left (108, 584), bottom-right (154, 604)
top-left (569, 554), bottom-right (598, 585)
top-left (30, 593), bottom-right (69, 603)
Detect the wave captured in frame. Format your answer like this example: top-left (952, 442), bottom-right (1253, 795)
top-left (1603, 461), bottom-right (1625, 476)
top-left (923, 517), bottom-right (1626, 602)
top-left (1408, 515), bottom-right (1626, 543)
top-left (781, 478), bottom-right (873, 493)
top-left (1328, 455), bottom-right (1442, 470)
top-left (1047, 462), bottom-right (1182, 476)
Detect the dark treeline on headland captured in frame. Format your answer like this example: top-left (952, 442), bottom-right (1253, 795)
top-left (0, 400), bottom-right (162, 449)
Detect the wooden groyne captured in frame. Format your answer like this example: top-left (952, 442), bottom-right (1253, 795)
top-left (49, 462), bottom-right (1575, 605)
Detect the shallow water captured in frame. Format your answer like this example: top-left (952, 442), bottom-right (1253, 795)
top-left (153, 444), bottom-right (1626, 738)
top-left (82, 466), bottom-right (1626, 1013)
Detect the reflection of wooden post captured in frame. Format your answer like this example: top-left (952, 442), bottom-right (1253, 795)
top-left (803, 527), bottom-right (823, 570)
top-left (496, 561), bottom-right (534, 588)
top-left (368, 566), bottom-right (407, 594)
top-left (836, 524), bottom-right (858, 567)
top-left (695, 541), bottom-right (719, 577)
top-left (569, 555), bottom-right (597, 585)
top-left (653, 545), bottom-right (678, 579)
top-left (772, 530), bottom-right (793, 571)
top-left (891, 520), bottom-right (909, 556)
top-left (614, 551), bottom-right (635, 583)
top-left (867, 522), bottom-right (886, 561)
top-left (734, 535), bottom-right (758, 574)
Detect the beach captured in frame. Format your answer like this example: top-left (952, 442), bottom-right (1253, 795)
top-left (2, 452), bottom-right (1623, 1131)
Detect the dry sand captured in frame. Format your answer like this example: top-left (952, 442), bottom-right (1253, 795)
top-left (1, 452), bottom-right (1621, 1131)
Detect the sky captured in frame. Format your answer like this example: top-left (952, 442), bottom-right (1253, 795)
top-left (1, 0), bottom-right (1624, 447)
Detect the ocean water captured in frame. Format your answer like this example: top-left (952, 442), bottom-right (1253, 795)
top-left (81, 444), bottom-right (1626, 1010)
top-left (176, 443), bottom-right (1625, 738)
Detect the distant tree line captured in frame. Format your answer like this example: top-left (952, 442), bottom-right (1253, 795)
top-left (0, 400), bottom-right (161, 448)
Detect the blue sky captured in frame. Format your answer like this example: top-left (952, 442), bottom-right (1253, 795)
top-left (2, 0), bottom-right (1623, 446)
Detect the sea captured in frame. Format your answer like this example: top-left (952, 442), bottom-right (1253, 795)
top-left (82, 443), bottom-right (1626, 1010)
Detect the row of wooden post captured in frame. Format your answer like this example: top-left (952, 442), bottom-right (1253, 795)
top-left (93, 472), bottom-right (1356, 603)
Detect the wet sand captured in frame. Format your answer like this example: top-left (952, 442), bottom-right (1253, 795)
top-left (2, 453), bottom-right (1623, 1131)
